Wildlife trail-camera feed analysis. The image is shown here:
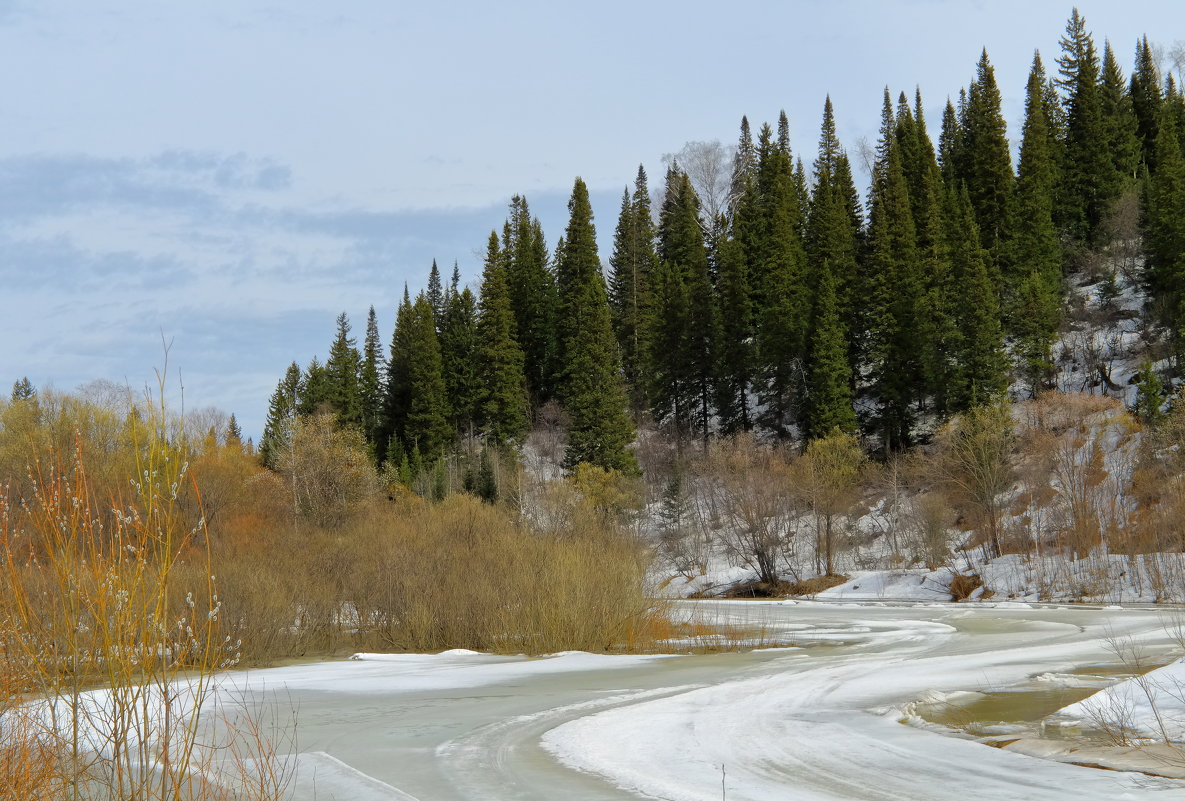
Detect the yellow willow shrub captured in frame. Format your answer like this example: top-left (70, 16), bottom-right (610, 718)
top-left (0, 391), bottom-right (240, 800)
top-left (346, 494), bottom-right (659, 654)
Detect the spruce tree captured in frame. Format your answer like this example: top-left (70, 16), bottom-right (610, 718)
top-left (360, 305), bottom-right (384, 446)
top-left (649, 258), bottom-right (693, 437)
top-left (477, 231), bottom-right (529, 445)
top-left (751, 119), bottom-right (809, 437)
top-left (948, 186), bottom-right (1009, 409)
top-left (1144, 111), bottom-right (1185, 342)
top-left (608, 166), bottom-right (658, 414)
top-left (714, 117), bottom-right (761, 434)
top-left (378, 288), bottom-right (414, 465)
top-left (260, 361), bottom-right (301, 469)
top-left (960, 50), bottom-right (1014, 259)
top-left (403, 294), bottom-right (451, 462)
top-left (426, 259), bottom-right (445, 330)
top-left (1101, 40), bottom-right (1141, 187)
top-left (9, 377), bottom-right (34, 402)
top-left (502, 195), bottom-right (558, 404)
top-left (656, 167), bottom-right (718, 447)
top-left (805, 260), bottom-right (856, 438)
top-left (225, 413), bottom-right (243, 449)
top-left (807, 97), bottom-right (863, 403)
top-left (1057, 9), bottom-right (1114, 244)
top-left (1009, 53), bottom-right (1064, 393)
top-left (555, 178), bottom-right (637, 473)
top-left (862, 91), bottom-right (922, 450)
top-left (1130, 36), bottom-right (1163, 170)
top-left (325, 311), bottom-right (363, 429)
top-left (439, 274), bottom-right (481, 437)
top-left (298, 356), bottom-right (330, 416)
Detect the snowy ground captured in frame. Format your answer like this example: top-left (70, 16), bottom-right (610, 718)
top-left (85, 601), bottom-right (1184, 800)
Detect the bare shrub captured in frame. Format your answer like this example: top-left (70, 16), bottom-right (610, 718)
top-left (695, 434), bottom-right (798, 586)
top-left (929, 402), bottom-right (1016, 559)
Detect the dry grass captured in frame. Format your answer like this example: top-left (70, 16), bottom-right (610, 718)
top-left (787, 574), bottom-right (850, 597)
top-left (948, 573), bottom-right (984, 601)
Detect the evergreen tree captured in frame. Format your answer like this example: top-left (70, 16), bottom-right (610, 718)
top-left (1009, 53), bottom-right (1064, 393)
top-left (937, 99), bottom-right (963, 188)
top-left (403, 294), bottom-right (451, 461)
top-left (298, 356), bottom-right (330, 416)
top-left (225, 414), bottom-right (243, 449)
top-left (727, 115), bottom-right (757, 220)
top-left (260, 361), bottom-right (301, 469)
top-left (555, 178), bottom-right (637, 473)
top-left (439, 275), bottom-right (481, 437)
top-left (806, 97), bottom-right (863, 403)
top-left (1057, 9), bottom-right (1115, 244)
top-left (608, 166), bottom-right (658, 414)
top-left (9, 377), bottom-right (34, 402)
top-left (360, 305), bottom-right (384, 446)
top-left (948, 186), bottom-right (1009, 409)
top-left (649, 258), bottom-right (693, 437)
top-left (502, 195), bottom-right (558, 404)
top-left (477, 231), bottom-right (529, 445)
top-left (959, 50), bottom-right (1014, 259)
top-left (1144, 111), bottom-right (1185, 342)
top-left (751, 119), bottom-right (809, 436)
top-left (426, 259), bottom-right (445, 330)
top-left (325, 311), bottom-right (363, 429)
top-left (1130, 35), bottom-right (1163, 170)
top-left (1100, 40), bottom-right (1141, 187)
top-left (715, 117), bottom-right (762, 434)
top-left (656, 167), bottom-right (719, 446)
top-left (378, 288), bottom-right (414, 465)
top-left (805, 260), bottom-right (856, 438)
top-left (862, 91), bottom-right (922, 450)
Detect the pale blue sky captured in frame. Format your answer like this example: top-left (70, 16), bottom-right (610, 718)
top-left (1, 0), bottom-right (1181, 438)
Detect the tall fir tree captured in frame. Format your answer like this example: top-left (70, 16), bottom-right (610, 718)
top-left (1130, 36), bottom-right (1163, 170)
top-left (425, 259), bottom-right (445, 331)
top-left (260, 361), bottom-right (301, 469)
top-left (298, 356), bottom-right (330, 417)
top-left (1100, 40), bottom-right (1141, 187)
top-left (862, 91), bottom-right (922, 450)
top-left (805, 259), bottom-right (856, 438)
top-left (948, 186), bottom-right (1009, 409)
top-left (714, 117), bottom-right (761, 434)
top-left (1009, 52), bottom-right (1065, 393)
top-left (1056, 8), bottom-right (1115, 244)
top-left (439, 269), bottom-right (481, 437)
top-left (1144, 111), bottom-right (1185, 344)
top-left (959, 50), bottom-right (1014, 261)
top-left (751, 119), bottom-right (810, 437)
top-left (806, 97), bottom-right (863, 402)
top-left (325, 311), bottom-right (363, 429)
top-left (608, 166), bottom-right (658, 415)
top-left (476, 231), bottom-right (530, 445)
top-left (360, 306), bottom-right (384, 446)
top-left (403, 294), bottom-right (451, 462)
top-left (554, 178), bottom-right (637, 473)
top-left (502, 195), bottom-right (558, 405)
top-left (378, 288), bottom-right (414, 465)
top-left (656, 167), bottom-right (719, 447)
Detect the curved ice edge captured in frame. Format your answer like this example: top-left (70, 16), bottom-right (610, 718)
top-left (293, 751), bottom-right (422, 800)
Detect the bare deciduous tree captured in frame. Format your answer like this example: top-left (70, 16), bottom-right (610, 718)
top-left (930, 402), bottom-right (1016, 560)
top-left (662, 140), bottom-right (734, 227)
top-left (793, 430), bottom-right (867, 576)
top-left (696, 433), bottom-right (798, 588)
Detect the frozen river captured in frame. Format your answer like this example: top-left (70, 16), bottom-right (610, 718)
top-left (220, 601), bottom-right (1185, 800)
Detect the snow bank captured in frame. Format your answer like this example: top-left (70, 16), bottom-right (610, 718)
top-left (1059, 657), bottom-right (1185, 742)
